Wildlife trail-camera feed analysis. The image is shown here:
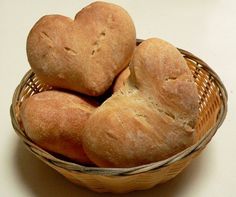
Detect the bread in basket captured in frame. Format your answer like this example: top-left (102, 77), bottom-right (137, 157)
top-left (11, 38), bottom-right (227, 193)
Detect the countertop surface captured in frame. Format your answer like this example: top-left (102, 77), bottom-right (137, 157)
top-left (1, 0), bottom-right (235, 196)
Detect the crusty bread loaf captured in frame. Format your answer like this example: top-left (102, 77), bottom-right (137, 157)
top-left (82, 38), bottom-right (199, 167)
top-left (27, 1), bottom-right (136, 96)
top-left (113, 66), bottom-right (130, 92)
top-left (20, 90), bottom-right (97, 164)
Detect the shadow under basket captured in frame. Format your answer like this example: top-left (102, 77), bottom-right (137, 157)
top-left (11, 41), bottom-right (227, 193)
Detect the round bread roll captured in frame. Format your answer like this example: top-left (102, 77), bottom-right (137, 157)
top-left (27, 1), bottom-right (136, 96)
top-left (113, 66), bottom-right (130, 92)
top-left (82, 38), bottom-right (199, 168)
top-left (20, 90), bottom-right (97, 164)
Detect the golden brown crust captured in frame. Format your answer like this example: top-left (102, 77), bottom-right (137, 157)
top-left (113, 66), bottom-right (130, 92)
top-left (82, 38), bottom-right (199, 167)
top-left (20, 90), bottom-right (97, 164)
top-left (27, 1), bottom-right (136, 96)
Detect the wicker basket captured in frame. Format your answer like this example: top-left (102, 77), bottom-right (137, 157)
top-left (10, 40), bottom-right (227, 193)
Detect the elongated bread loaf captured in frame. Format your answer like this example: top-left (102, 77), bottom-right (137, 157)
top-left (20, 90), bottom-right (97, 164)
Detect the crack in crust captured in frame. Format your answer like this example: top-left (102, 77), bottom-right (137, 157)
top-left (164, 76), bottom-right (177, 81)
top-left (91, 31), bottom-right (106, 56)
top-left (40, 31), bottom-right (53, 43)
top-left (64, 47), bottom-right (77, 55)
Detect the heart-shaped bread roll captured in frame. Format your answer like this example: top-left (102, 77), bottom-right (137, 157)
top-left (82, 38), bottom-right (199, 167)
top-left (20, 90), bottom-right (97, 164)
top-left (27, 1), bottom-right (136, 96)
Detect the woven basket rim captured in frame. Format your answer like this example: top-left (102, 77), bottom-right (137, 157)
top-left (10, 43), bottom-right (228, 176)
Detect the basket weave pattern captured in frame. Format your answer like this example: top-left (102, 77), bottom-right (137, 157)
top-left (11, 41), bottom-right (227, 193)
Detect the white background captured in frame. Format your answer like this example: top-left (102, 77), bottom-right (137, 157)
top-left (1, 0), bottom-right (235, 196)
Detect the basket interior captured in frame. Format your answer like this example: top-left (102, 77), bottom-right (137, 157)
top-left (185, 58), bottom-right (222, 141)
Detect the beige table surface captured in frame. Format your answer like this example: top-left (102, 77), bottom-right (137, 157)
top-left (1, 0), bottom-right (235, 196)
